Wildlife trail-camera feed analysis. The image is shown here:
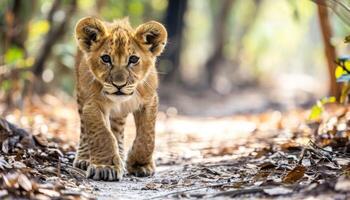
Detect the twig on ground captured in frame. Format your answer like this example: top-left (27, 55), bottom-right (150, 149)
top-left (298, 148), bottom-right (307, 165)
top-left (149, 181), bottom-right (232, 199)
top-left (212, 187), bottom-right (265, 197)
top-left (309, 140), bottom-right (350, 157)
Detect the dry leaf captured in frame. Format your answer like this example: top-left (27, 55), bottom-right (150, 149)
top-left (335, 176), bottom-right (350, 192)
top-left (13, 161), bottom-right (26, 169)
top-left (18, 174), bottom-right (32, 192)
top-left (259, 162), bottom-right (276, 170)
top-left (0, 189), bottom-right (8, 198)
top-left (335, 158), bottom-right (350, 166)
top-left (35, 194), bottom-right (51, 200)
top-left (3, 173), bottom-right (19, 188)
top-left (33, 134), bottom-right (48, 147)
top-left (263, 187), bottom-right (293, 195)
top-left (0, 156), bottom-right (11, 170)
top-left (2, 139), bottom-right (9, 153)
top-left (142, 182), bottom-right (162, 190)
top-left (38, 188), bottom-right (60, 197)
top-left (280, 141), bottom-right (301, 151)
top-left (282, 165), bottom-right (306, 184)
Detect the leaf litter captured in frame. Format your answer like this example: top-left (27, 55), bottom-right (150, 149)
top-left (2, 95), bottom-right (350, 199)
top-left (0, 98), bottom-right (95, 199)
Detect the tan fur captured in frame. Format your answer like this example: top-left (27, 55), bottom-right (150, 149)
top-left (73, 17), bottom-right (167, 181)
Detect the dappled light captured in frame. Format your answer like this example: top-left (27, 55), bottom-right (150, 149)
top-left (1, 0), bottom-right (350, 199)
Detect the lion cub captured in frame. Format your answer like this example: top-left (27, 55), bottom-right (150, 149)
top-left (73, 17), bottom-right (167, 181)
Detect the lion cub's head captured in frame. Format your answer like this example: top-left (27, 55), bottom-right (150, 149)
top-left (75, 17), bottom-right (167, 99)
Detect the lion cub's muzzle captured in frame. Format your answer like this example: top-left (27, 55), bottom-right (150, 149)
top-left (111, 82), bottom-right (134, 96)
top-left (103, 81), bottom-right (135, 96)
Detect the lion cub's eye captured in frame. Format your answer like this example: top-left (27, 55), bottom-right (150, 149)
top-left (101, 55), bottom-right (111, 64)
top-left (128, 55), bottom-right (139, 65)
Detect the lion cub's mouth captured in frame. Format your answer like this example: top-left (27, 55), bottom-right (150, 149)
top-left (104, 91), bottom-right (134, 96)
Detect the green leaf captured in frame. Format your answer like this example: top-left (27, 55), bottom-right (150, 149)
top-left (4, 47), bottom-right (24, 65)
top-left (320, 96), bottom-right (336, 104)
top-left (29, 20), bottom-right (50, 39)
top-left (335, 66), bottom-right (345, 79)
top-left (0, 80), bottom-right (11, 91)
top-left (309, 97), bottom-right (336, 120)
top-left (309, 104), bottom-right (323, 121)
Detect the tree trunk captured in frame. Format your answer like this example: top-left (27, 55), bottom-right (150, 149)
top-left (317, 4), bottom-right (341, 99)
top-left (32, 0), bottom-right (77, 93)
top-left (204, 0), bottom-right (235, 88)
top-left (162, 0), bottom-right (188, 83)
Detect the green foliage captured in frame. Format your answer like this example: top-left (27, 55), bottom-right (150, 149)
top-left (77, 0), bottom-right (95, 10)
top-left (309, 97), bottom-right (336, 121)
top-left (128, 0), bottom-right (144, 16)
top-left (29, 20), bottom-right (50, 39)
top-left (346, 35), bottom-right (350, 43)
top-left (4, 47), bottom-right (24, 66)
top-left (150, 0), bottom-right (168, 11)
top-left (0, 80), bottom-right (11, 92)
top-left (4, 46), bottom-right (34, 69)
top-left (335, 56), bottom-right (350, 103)
top-left (335, 56), bottom-right (350, 80)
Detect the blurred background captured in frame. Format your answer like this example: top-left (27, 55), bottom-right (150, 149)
top-left (0, 0), bottom-right (349, 117)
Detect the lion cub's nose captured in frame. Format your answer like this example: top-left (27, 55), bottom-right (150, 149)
top-left (112, 73), bottom-right (127, 88)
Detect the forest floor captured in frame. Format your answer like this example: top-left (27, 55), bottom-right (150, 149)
top-left (1, 93), bottom-right (350, 199)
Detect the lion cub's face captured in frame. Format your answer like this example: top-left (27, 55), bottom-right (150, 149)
top-left (75, 17), bottom-right (167, 100)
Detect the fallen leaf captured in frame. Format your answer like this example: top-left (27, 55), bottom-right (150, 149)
top-left (280, 142), bottom-right (302, 151)
top-left (282, 165), bottom-right (306, 184)
top-left (34, 194), bottom-right (51, 200)
top-left (2, 139), bottom-right (9, 153)
top-left (301, 159), bottom-right (312, 167)
top-left (18, 174), bottom-right (32, 192)
top-left (33, 134), bottom-right (48, 147)
top-left (335, 175), bottom-right (350, 192)
top-left (263, 187), bottom-right (293, 195)
top-left (259, 162), bottom-right (276, 170)
top-left (0, 156), bottom-right (11, 170)
top-left (3, 173), bottom-right (19, 188)
top-left (38, 188), bottom-right (60, 197)
top-left (335, 157), bottom-right (350, 166)
top-left (142, 182), bottom-right (162, 190)
top-left (12, 161), bottom-right (26, 169)
top-left (0, 189), bottom-right (8, 198)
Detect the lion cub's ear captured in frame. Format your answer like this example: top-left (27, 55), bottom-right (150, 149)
top-left (75, 17), bottom-right (107, 52)
top-left (134, 21), bottom-right (167, 56)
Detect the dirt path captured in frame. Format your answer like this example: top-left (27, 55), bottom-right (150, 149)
top-left (90, 115), bottom-right (257, 199)
top-left (91, 165), bottom-right (183, 200)
top-left (88, 110), bottom-right (350, 199)
top-left (2, 100), bottom-right (350, 199)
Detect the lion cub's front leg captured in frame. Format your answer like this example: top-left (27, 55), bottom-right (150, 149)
top-left (82, 102), bottom-right (124, 181)
top-left (127, 96), bottom-right (158, 177)
top-left (73, 102), bottom-right (90, 170)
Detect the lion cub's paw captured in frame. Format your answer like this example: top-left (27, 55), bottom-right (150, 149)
top-left (86, 163), bottom-right (124, 181)
top-left (73, 158), bottom-right (90, 171)
top-left (127, 161), bottom-right (155, 177)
